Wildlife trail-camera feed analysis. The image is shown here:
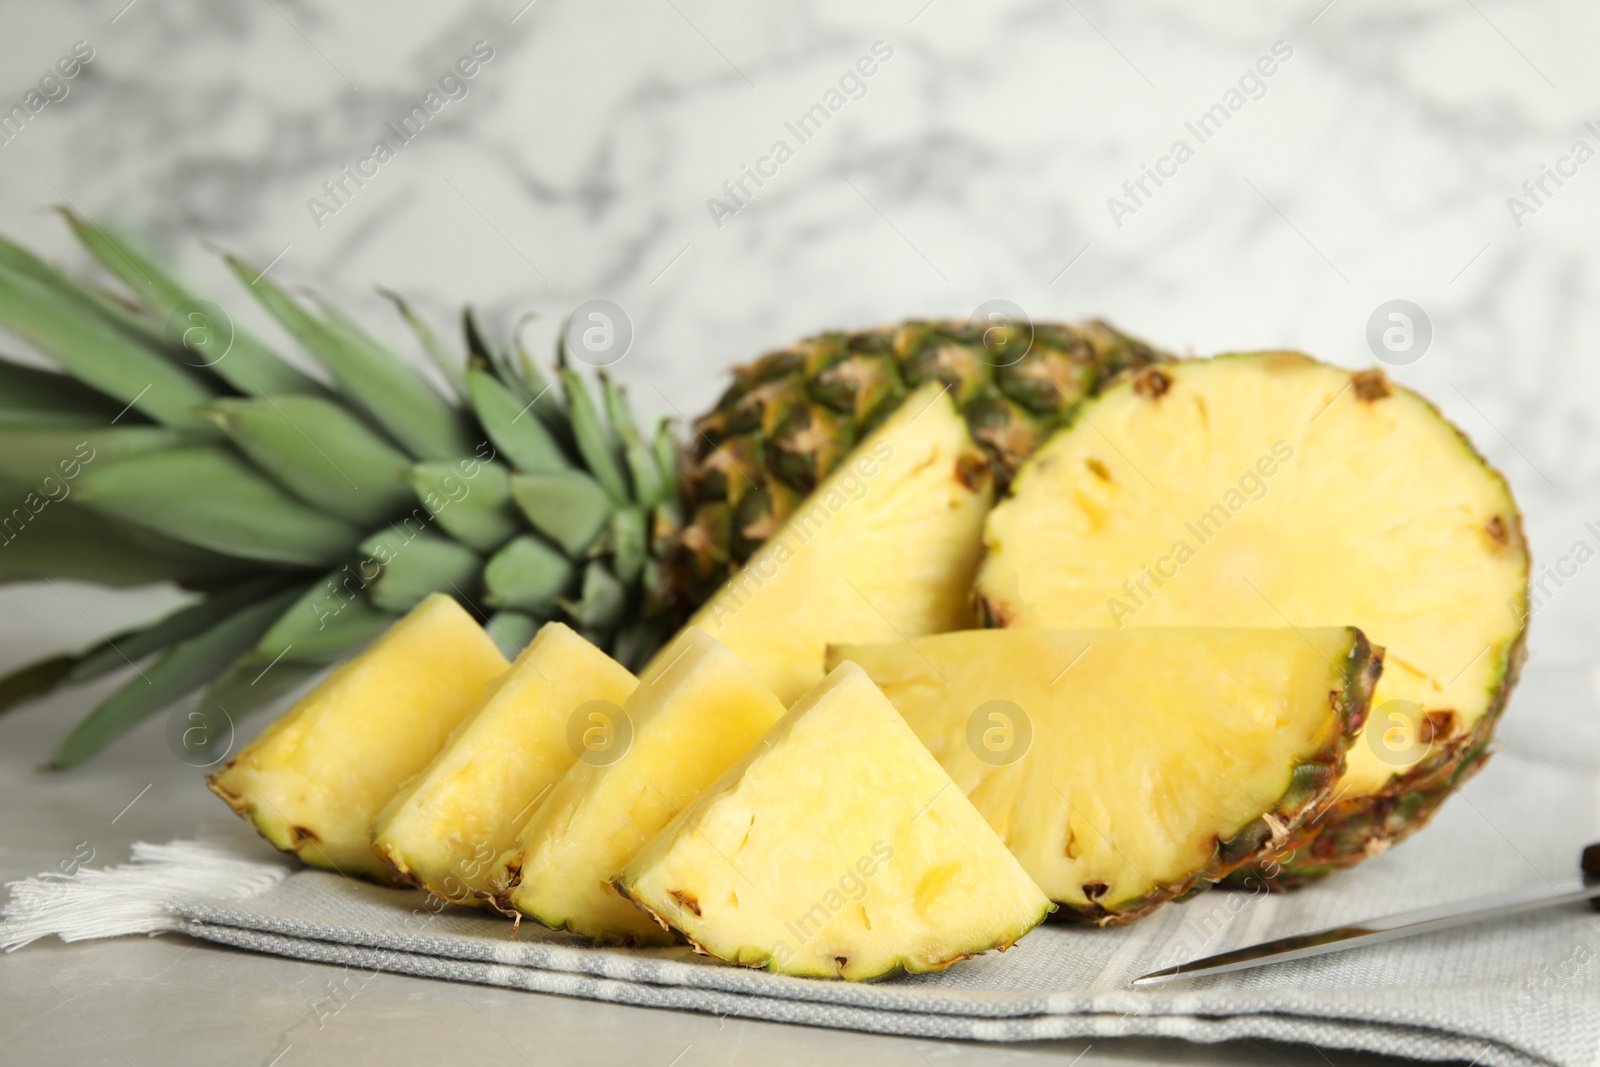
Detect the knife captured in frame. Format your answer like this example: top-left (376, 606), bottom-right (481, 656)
top-left (1131, 842), bottom-right (1600, 987)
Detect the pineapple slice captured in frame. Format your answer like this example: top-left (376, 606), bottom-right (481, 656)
top-left (644, 379), bottom-right (992, 705)
top-left (370, 623), bottom-right (638, 904)
top-left (208, 594), bottom-right (508, 883)
top-left (830, 627), bottom-right (1378, 922)
top-left (505, 628), bottom-right (786, 944)
top-left (618, 662), bottom-right (1052, 980)
top-left (975, 355), bottom-right (1529, 881)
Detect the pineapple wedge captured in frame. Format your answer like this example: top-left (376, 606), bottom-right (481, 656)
top-left (371, 623), bottom-right (638, 903)
top-left (505, 628), bottom-right (786, 944)
top-left (644, 379), bottom-right (993, 704)
top-left (208, 594), bottom-right (508, 883)
top-left (618, 662), bottom-right (1052, 980)
top-left (831, 627), bottom-right (1378, 922)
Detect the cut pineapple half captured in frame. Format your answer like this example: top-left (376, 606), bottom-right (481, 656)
top-left (976, 354), bottom-right (1528, 881)
top-left (370, 622), bottom-right (638, 904)
top-left (618, 661), bottom-right (1052, 980)
top-left (644, 379), bottom-right (993, 705)
top-left (208, 594), bottom-right (509, 883)
top-left (505, 628), bottom-right (786, 944)
top-left (830, 627), bottom-right (1378, 921)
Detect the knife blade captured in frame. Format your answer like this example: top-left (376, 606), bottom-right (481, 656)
top-left (1131, 841), bottom-right (1600, 987)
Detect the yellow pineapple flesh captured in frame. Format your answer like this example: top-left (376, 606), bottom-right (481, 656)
top-left (370, 622), bottom-right (638, 903)
top-left (505, 628), bottom-right (786, 944)
top-left (618, 661), bottom-right (1052, 980)
top-left (830, 627), bottom-right (1377, 921)
top-left (646, 380), bottom-right (993, 705)
top-left (975, 354), bottom-right (1528, 878)
top-left (207, 594), bottom-right (509, 883)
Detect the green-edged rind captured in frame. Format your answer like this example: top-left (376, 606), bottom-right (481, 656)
top-left (1234, 622), bottom-right (1523, 889)
top-left (1057, 628), bottom-right (1381, 925)
top-left (611, 878), bottom-right (1051, 981)
top-left (204, 773), bottom-right (406, 887)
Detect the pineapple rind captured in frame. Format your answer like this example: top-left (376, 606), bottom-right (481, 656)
top-left (1238, 625), bottom-right (1520, 886)
top-left (1059, 630), bottom-right (1379, 922)
top-left (677, 319), bottom-right (1169, 603)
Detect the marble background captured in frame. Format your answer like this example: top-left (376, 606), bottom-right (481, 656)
top-left (0, 0), bottom-right (1595, 664)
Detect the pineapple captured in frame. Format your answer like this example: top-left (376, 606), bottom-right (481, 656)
top-left (207, 594), bottom-right (508, 883)
top-left (617, 661), bottom-right (1052, 980)
top-left (0, 214), bottom-right (1165, 766)
top-left (829, 628), bottom-right (1378, 922)
top-left (643, 379), bottom-right (991, 704)
top-left (505, 628), bottom-right (786, 944)
top-left (678, 319), bottom-right (1167, 601)
top-left (975, 354), bottom-right (1529, 884)
top-left (370, 622), bottom-right (637, 904)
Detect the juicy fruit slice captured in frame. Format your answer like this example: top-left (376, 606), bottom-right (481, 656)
top-left (831, 628), bottom-right (1378, 922)
top-left (506, 629), bottom-right (786, 944)
top-left (370, 623), bottom-right (638, 903)
top-left (976, 355), bottom-right (1529, 882)
top-left (208, 594), bottom-right (509, 883)
top-left (647, 380), bottom-right (992, 705)
top-left (618, 662), bottom-right (1052, 980)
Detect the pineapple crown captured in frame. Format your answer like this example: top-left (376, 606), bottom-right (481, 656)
top-left (0, 210), bottom-right (685, 767)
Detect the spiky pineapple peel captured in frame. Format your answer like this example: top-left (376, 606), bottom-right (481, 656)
top-left (0, 212), bottom-right (1167, 767)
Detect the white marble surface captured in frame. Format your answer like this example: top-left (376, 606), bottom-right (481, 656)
top-left (0, 2), bottom-right (1596, 1064)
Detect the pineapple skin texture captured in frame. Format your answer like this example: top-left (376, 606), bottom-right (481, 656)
top-left (976, 353), bottom-right (1530, 886)
top-left (832, 627), bottom-right (1379, 923)
top-left (370, 622), bottom-right (638, 904)
top-left (648, 380), bottom-right (994, 706)
top-left (618, 662), bottom-right (1052, 981)
top-left (677, 319), bottom-right (1168, 604)
top-left (505, 629), bottom-right (787, 945)
top-left (207, 594), bottom-right (509, 884)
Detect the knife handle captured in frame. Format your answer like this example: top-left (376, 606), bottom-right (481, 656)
top-left (1582, 842), bottom-right (1600, 911)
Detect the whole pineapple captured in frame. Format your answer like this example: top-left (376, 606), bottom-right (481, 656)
top-left (0, 213), bottom-right (1165, 766)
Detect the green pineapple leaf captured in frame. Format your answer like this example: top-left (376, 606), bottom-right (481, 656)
top-left (359, 529), bottom-right (481, 613)
top-left (466, 367), bottom-right (568, 474)
top-left (379, 288), bottom-right (466, 398)
top-left (57, 208), bottom-right (326, 398)
top-left (483, 534), bottom-right (572, 613)
top-left (200, 395), bottom-right (415, 525)
top-left (72, 445), bottom-right (362, 566)
top-left (67, 576), bottom-right (293, 685)
top-left (226, 254), bottom-right (471, 460)
top-left (406, 460), bottom-right (520, 552)
top-left (508, 469), bottom-right (611, 556)
top-left (253, 580), bottom-right (397, 665)
top-left (50, 585), bottom-right (306, 768)
top-left (0, 356), bottom-right (128, 425)
top-left (0, 261), bottom-right (218, 432)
